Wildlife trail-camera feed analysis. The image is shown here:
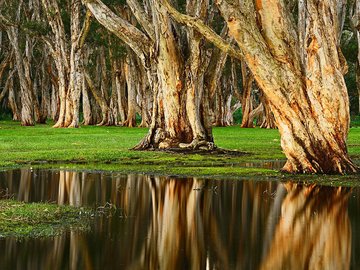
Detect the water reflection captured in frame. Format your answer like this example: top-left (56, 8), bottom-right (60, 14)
top-left (261, 183), bottom-right (351, 270)
top-left (0, 169), bottom-right (358, 270)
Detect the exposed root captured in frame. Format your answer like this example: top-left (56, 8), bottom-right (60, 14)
top-left (132, 133), bottom-right (153, 150)
top-left (52, 121), bottom-right (65, 128)
top-left (281, 157), bottom-right (359, 175)
top-left (179, 138), bottom-right (215, 150)
top-left (67, 121), bottom-right (79, 128)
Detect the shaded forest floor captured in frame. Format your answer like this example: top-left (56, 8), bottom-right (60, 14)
top-left (0, 120), bottom-right (360, 180)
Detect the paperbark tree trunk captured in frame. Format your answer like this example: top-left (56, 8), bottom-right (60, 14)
top-left (123, 51), bottom-right (137, 127)
top-left (222, 0), bottom-right (357, 173)
top-left (240, 62), bottom-right (255, 128)
top-left (7, 27), bottom-right (34, 126)
top-left (223, 0), bottom-right (357, 173)
top-left (351, 0), bottom-right (360, 114)
top-left (42, 0), bottom-right (90, 128)
top-left (68, 0), bottom-right (83, 128)
top-left (164, 0), bottom-right (358, 173)
top-left (84, 0), bottom-right (215, 150)
top-left (41, 0), bottom-right (70, 128)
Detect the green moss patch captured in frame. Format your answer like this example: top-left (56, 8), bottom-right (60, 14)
top-left (0, 200), bottom-right (91, 238)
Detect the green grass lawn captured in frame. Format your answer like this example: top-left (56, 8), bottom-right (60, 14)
top-left (0, 120), bottom-right (360, 178)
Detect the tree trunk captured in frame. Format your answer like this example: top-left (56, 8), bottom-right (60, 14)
top-left (114, 58), bottom-right (127, 124)
top-left (84, 70), bottom-right (111, 125)
top-left (163, 0), bottom-right (358, 173)
top-left (84, 0), bottom-right (215, 150)
top-left (258, 92), bottom-right (276, 129)
top-left (41, 0), bottom-right (70, 128)
top-left (123, 51), bottom-right (137, 127)
top-left (216, 0), bottom-right (358, 173)
top-left (7, 27), bottom-right (34, 126)
top-left (351, 0), bottom-right (360, 114)
top-left (240, 62), bottom-right (255, 128)
top-left (68, 0), bottom-right (83, 128)
top-left (82, 80), bottom-right (92, 125)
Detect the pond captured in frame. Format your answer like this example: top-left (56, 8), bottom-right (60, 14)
top-left (0, 169), bottom-right (360, 269)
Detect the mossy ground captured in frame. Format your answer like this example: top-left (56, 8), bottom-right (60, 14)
top-left (0, 199), bottom-right (91, 238)
top-left (0, 120), bottom-right (360, 177)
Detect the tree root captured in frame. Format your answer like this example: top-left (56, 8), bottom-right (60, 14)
top-left (179, 138), bottom-right (215, 150)
top-left (281, 157), bottom-right (359, 175)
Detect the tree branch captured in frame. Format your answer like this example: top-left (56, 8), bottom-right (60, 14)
top-left (161, 0), bottom-right (243, 60)
top-left (82, 0), bottom-right (151, 64)
top-left (127, 0), bottom-right (155, 40)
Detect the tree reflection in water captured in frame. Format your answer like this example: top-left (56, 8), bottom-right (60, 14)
top-left (261, 183), bottom-right (351, 270)
top-left (0, 169), bottom-right (356, 270)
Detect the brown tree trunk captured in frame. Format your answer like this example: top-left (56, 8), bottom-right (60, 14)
top-left (84, 70), bottom-right (107, 124)
top-left (68, 0), bottom-right (83, 128)
top-left (7, 27), bottom-right (34, 126)
top-left (351, 0), bottom-right (360, 114)
top-left (123, 51), bottom-right (137, 127)
top-left (164, 0), bottom-right (358, 173)
top-left (114, 58), bottom-right (127, 124)
top-left (85, 0), bottom-right (215, 150)
top-left (41, 0), bottom-right (70, 128)
top-left (258, 92), bottom-right (276, 129)
top-left (240, 62), bottom-right (255, 128)
top-left (224, 0), bottom-right (357, 173)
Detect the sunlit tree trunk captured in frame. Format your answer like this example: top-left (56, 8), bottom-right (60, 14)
top-left (166, 0), bottom-right (358, 173)
top-left (84, 0), bottom-right (215, 150)
top-left (41, 0), bottom-right (70, 128)
top-left (68, 0), bottom-right (83, 128)
top-left (222, 0), bottom-right (356, 173)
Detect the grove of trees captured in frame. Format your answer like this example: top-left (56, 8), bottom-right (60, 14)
top-left (0, 0), bottom-right (359, 174)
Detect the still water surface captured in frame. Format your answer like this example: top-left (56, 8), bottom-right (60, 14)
top-left (0, 169), bottom-right (359, 270)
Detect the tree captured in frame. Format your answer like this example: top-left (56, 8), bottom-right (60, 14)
top-left (163, 0), bottom-right (359, 173)
top-left (41, 0), bottom-right (91, 128)
top-left (83, 0), bottom-right (217, 150)
top-left (350, 0), bottom-right (360, 114)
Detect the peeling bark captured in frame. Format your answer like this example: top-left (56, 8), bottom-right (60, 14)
top-left (85, 0), bottom-right (215, 150)
top-left (164, 0), bottom-right (358, 173)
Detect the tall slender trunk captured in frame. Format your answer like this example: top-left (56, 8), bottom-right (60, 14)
top-left (68, 0), bottom-right (83, 128)
top-left (240, 62), bottom-right (255, 128)
top-left (123, 51), bottom-right (137, 127)
top-left (7, 27), bottom-right (34, 126)
top-left (41, 0), bottom-right (70, 128)
top-left (351, 0), bottom-right (360, 114)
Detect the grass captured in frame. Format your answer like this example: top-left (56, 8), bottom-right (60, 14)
top-left (0, 120), bottom-right (360, 177)
top-left (0, 199), bottom-right (91, 238)
top-left (1, 120), bottom-right (359, 238)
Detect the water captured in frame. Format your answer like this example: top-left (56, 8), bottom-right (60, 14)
top-left (0, 169), bottom-right (360, 270)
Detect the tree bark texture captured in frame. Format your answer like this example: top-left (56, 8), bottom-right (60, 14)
top-left (215, 0), bottom-right (358, 173)
top-left (84, 0), bottom-right (215, 150)
top-left (162, 0), bottom-right (359, 172)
